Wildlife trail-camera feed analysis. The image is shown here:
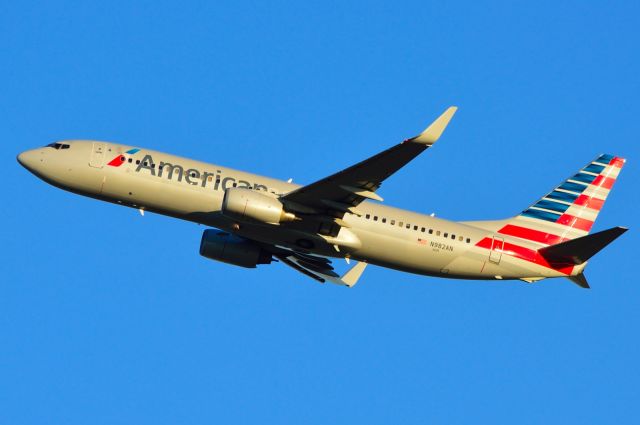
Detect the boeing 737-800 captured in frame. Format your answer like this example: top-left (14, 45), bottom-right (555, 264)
top-left (17, 107), bottom-right (627, 288)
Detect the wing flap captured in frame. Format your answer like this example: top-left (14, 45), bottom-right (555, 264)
top-left (274, 251), bottom-right (368, 287)
top-left (278, 256), bottom-right (327, 283)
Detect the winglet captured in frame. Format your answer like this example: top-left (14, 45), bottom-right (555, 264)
top-left (410, 106), bottom-right (458, 145)
top-left (338, 261), bottom-right (368, 287)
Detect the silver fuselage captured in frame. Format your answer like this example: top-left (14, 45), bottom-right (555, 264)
top-left (18, 140), bottom-right (581, 281)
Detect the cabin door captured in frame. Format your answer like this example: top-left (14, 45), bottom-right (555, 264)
top-left (489, 236), bottom-right (504, 264)
top-left (89, 142), bottom-right (106, 168)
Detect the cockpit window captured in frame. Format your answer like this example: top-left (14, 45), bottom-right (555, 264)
top-left (45, 142), bottom-right (70, 150)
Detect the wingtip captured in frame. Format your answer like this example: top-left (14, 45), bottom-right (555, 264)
top-left (340, 261), bottom-right (368, 287)
top-left (411, 106), bottom-right (458, 145)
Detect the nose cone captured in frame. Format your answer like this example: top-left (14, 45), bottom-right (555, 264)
top-left (17, 149), bottom-right (39, 171)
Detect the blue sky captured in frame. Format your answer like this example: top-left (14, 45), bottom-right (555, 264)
top-left (2, 1), bottom-right (639, 423)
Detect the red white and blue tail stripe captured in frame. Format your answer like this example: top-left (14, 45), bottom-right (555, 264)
top-left (471, 154), bottom-right (625, 277)
top-left (508, 153), bottom-right (625, 243)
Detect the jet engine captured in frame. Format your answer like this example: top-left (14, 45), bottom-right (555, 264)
top-left (199, 230), bottom-right (272, 268)
top-left (222, 188), bottom-right (295, 224)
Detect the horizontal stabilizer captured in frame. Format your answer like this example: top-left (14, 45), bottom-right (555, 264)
top-left (539, 226), bottom-right (628, 265)
top-left (567, 273), bottom-right (590, 289)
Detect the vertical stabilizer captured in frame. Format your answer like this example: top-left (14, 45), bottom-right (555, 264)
top-left (499, 154), bottom-right (625, 246)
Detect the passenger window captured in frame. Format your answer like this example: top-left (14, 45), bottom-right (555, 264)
top-left (391, 219), bottom-right (395, 225)
top-left (444, 233), bottom-right (448, 238)
top-left (436, 231), bottom-right (441, 236)
top-left (428, 229), bottom-right (433, 234)
top-left (406, 224), bottom-right (410, 229)
top-left (136, 160), bottom-right (140, 164)
top-left (421, 227), bottom-right (425, 232)
top-left (458, 236), bottom-right (463, 241)
top-left (143, 162), bottom-right (148, 166)
top-left (466, 238), bottom-right (471, 243)
top-left (399, 221), bottom-right (403, 227)
top-left (374, 216), bottom-right (378, 221)
top-left (451, 234), bottom-right (455, 240)
top-left (128, 158), bottom-right (132, 163)
top-left (413, 225), bottom-right (418, 230)
top-left (382, 218), bottom-right (387, 223)
top-left (366, 214), bottom-right (370, 219)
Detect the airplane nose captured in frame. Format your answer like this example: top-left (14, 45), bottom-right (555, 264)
top-left (17, 149), bottom-right (40, 172)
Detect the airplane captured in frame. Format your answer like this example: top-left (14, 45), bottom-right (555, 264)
top-left (17, 107), bottom-right (627, 288)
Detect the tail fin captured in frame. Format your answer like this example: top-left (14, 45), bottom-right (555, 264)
top-left (501, 154), bottom-right (625, 245)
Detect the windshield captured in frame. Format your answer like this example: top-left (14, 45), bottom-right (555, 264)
top-left (45, 142), bottom-right (70, 150)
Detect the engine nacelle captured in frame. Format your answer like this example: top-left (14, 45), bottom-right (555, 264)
top-left (222, 188), bottom-right (295, 224)
top-left (199, 230), bottom-right (272, 268)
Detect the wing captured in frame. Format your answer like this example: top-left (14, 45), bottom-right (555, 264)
top-left (271, 249), bottom-right (368, 287)
top-left (281, 107), bottom-right (457, 216)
